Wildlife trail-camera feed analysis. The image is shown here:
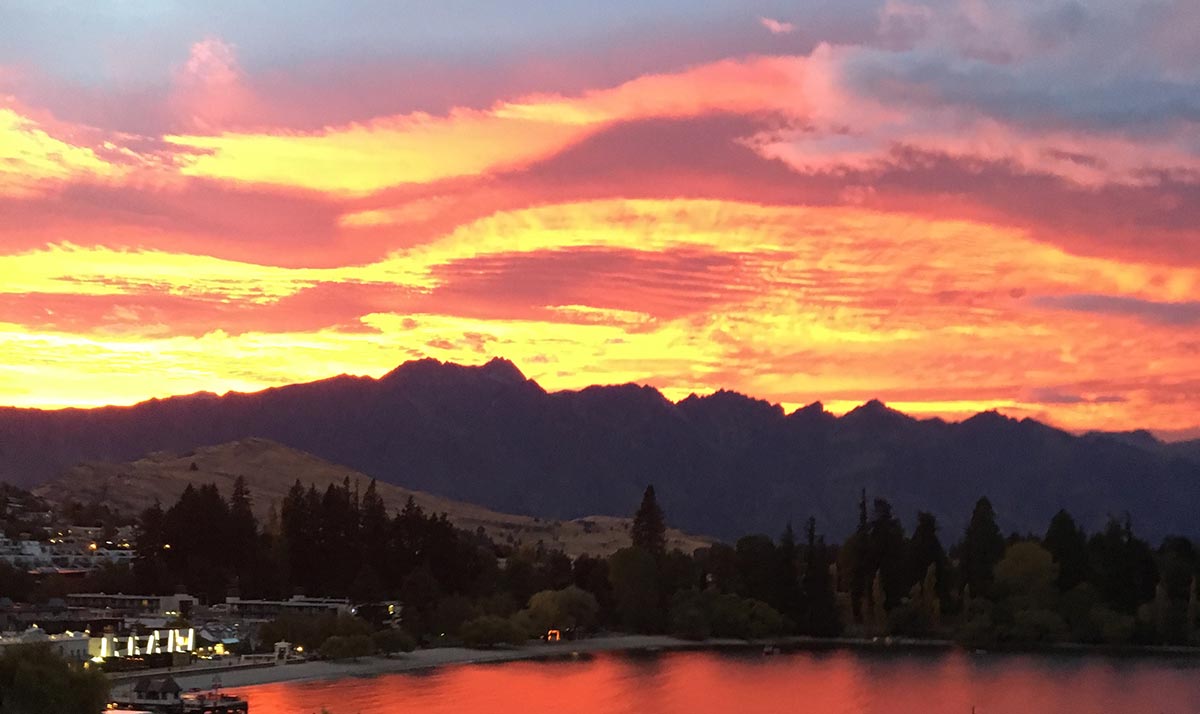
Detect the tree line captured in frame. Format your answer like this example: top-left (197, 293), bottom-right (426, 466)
top-left (2, 479), bottom-right (1197, 650)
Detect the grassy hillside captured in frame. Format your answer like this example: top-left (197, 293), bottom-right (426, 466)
top-left (34, 437), bottom-right (709, 558)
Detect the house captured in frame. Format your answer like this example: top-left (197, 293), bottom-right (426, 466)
top-left (223, 595), bottom-right (351, 619)
top-left (0, 626), bottom-right (90, 661)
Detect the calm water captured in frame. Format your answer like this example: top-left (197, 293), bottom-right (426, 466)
top-left (233, 648), bottom-right (1200, 714)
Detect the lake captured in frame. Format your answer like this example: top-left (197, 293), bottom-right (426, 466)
top-left (233, 647), bottom-right (1200, 714)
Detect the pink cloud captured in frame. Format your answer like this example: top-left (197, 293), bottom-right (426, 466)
top-left (169, 38), bottom-right (259, 132)
top-left (760, 17), bottom-right (795, 35)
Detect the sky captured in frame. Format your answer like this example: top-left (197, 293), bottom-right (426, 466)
top-left (1, 1), bottom-right (1198, 438)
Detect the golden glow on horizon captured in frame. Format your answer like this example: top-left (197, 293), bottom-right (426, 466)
top-left (1, 199), bottom-right (1197, 436)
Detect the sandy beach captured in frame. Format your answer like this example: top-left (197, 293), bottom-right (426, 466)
top-left (160, 635), bottom-right (746, 690)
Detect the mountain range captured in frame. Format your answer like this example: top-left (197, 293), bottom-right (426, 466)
top-left (2, 358), bottom-right (1198, 541)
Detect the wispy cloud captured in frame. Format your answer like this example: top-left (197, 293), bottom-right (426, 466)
top-left (760, 17), bottom-right (795, 35)
top-left (1034, 294), bottom-right (1200, 326)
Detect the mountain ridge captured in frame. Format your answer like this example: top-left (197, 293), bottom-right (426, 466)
top-left (1, 357), bottom-right (1197, 541)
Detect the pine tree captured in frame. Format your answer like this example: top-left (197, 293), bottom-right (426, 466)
top-left (227, 476), bottom-right (261, 595)
top-left (357, 479), bottom-right (391, 600)
top-left (907, 512), bottom-right (948, 609)
top-left (133, 501), bottom-right (169, 593)
top-left (228, 477), bottom-right (258, 555)
top-left (802, 517), bottom-right (840, 636)
top-left (631, 485), bottom-right (667, 556)
top-left (867, 498), bottom-right (906, 609)
top-left (1043, 509), bottom-right (1089, 591)
top-left (776, 522), bottom-right (803, 616)
top-left (281, 481), bottom-right (316, 595)
top-left (848, 488), bottom-right (871, 622)
top-left (961, 497), bottom-right (1005, 597)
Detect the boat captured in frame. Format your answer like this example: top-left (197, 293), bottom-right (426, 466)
top-left (180, 689), bottom-right (249, 713)
top-left (111, 676), bottom-right (248, 713)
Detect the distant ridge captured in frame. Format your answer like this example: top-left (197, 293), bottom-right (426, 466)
top-left (33, 438), bottom-right (709, 557)
top-left (1, 357), bottom-right (1198, 540)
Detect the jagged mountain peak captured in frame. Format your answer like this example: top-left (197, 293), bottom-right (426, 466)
top-left (1, 357), bottom-right (1196, 541)
top-left (840, 398), bottom-right (914, 427)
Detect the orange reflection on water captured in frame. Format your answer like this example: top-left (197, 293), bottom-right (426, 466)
top-left (233, 649), bottom-right (1200, 714)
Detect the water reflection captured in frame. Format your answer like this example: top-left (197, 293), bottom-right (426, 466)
top-left (235, 648), bottom-right (1200, 714)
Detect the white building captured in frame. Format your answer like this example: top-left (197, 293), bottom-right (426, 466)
top-left (0, 626), bottom-right (90, 661)
top-left (89, 627), bottom-right (196, 660)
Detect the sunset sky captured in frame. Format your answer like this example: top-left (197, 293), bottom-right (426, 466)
top-left (1, 1), bottom-right (1198, 438)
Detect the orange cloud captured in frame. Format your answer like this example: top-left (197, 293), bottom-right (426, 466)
top-left (2, 199), bottom-right (1197, 436)
top-left (0, 107), bottom-right (130, 196)
top-left (162, 57), bottom-right (804, 194)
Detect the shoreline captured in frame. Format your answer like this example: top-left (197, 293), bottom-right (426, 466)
top-left (145, 635), bottom-right (1200, 691)
top-left (164, 635), bottom-right (731, 690)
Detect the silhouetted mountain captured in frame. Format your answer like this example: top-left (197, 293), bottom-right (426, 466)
top-left (1, 358), bottom-right (1197, 541)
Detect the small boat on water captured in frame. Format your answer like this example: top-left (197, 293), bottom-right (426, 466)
top-left (179, 689), bottom-right (249, 713)
top-left (110, 675), bottom-right (248, 713)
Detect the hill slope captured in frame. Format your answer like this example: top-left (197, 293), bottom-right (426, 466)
top-left (3, 358), bottom-right (1198, 541)
top-left (33, 438), bottom-right (709, 557)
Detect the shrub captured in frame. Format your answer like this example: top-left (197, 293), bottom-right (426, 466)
top-left (319, 634), bottom-right (375, 660)
top-left (459, 616), bottom-right (527, 648)
top-left (372, 628), bottom-right (417, 655)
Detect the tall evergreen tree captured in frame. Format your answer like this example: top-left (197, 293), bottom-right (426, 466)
top-left (359, 480), bottom-right (390, 561)
top-left (391, 496), bottom-right (426, 590)
top-left (847, 488), bottom-right (871, 621)
top-left (1043, 509), bottom-right (1090, 591)
top-left (776, 522), bottom-right (803, 616)
top-left (960, 497), bottom-right (1005, 597)
top-left (1088, 516), bottom-right (1157, 613)
top-left (280, 480), bottom-right (315, 594)
top-left (906, 511), bottom-right (949, 606)
top-left (802, 517), bottom-right (839, 635)
top-left (631, 485), bottom-right (667, 556)
top-left (162, 483), bottom-right (233, 601)
top-left (133, 501), bottom-right (169, 594)
top-left (867, 498), bottom-right (906, 609)
top-left (354, 479), bottom-right (391, 601)
top-left (228, 476), bottom-right (259, 583)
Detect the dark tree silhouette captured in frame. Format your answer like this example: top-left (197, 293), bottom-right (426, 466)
top-left (866, 498), bottom-right (906, 609)
top-left (631, 485), bottom-right (667, 556)
top-left (1043, 509), bottom-right (1090, 591)
top-left (776, 522), bottom-right (804, 616)
top-left (1088, 516), bottom-right (1157, 614)
top-left (960, 497), bottom-right (1005, 597)
top-left (906, 511), bottom-right (949, 606)
top-left (802, 517), bottom-right (840, 635)
top-left (846, 488), bottom-right (871, 621)
top-left (227, 476), bottom-right (259, 591)
top-left (735, 534), bottom-right (779, 605)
